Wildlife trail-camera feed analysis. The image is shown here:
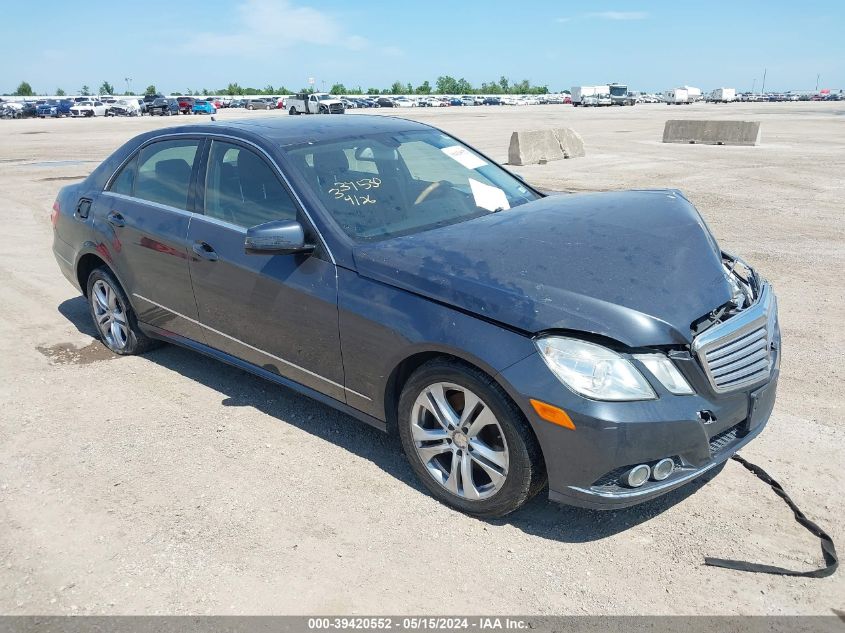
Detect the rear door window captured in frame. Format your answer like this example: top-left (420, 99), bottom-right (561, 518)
top-left (133, 139), bottom-right (200, 210)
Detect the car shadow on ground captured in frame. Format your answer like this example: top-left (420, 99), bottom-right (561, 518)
top-left (57, 295), bottom-right (724, 544)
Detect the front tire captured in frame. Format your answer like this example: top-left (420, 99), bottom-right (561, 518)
top-left (87, 267), bottom-right (160, 356)
top-left (397, 359), bottom-right (545, 518)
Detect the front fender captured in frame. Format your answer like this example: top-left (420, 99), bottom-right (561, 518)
top-left (336, 268), bottom-right (536, 420)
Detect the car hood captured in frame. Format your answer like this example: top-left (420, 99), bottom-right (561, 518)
top-left (352, 190), bottom-right (734, 347)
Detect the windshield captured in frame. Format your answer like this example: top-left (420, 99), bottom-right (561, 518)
top-left (285, 129), bottom-right (540, 241)
top-left (317, 94), bottom-right (334, 101)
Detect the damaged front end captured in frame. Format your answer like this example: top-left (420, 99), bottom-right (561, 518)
top-left (500, 252), bottom-right (781, 510)
top-left (692, 253), bottom-right (780, 394)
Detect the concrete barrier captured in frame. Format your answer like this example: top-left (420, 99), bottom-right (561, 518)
top-left (662, 120), bottom-right (761, 146)
top-left (508, 127), bottom-right (585, 165)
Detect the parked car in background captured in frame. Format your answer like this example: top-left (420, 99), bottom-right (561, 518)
top-left (192, 99), bottom-right (217, 115)
top-left (176, 97), bottom-right (195, 114)
top-left (499, 96), bottom-right (518, 105)
top-left (106, 99), bottom-right (142, 117)
top-left (19, 102), bottom-right (38, 118)
top-left (244, 98), bottom-right (272, 110)
top-left (375, 97), bottom-right (396, 108)
top-left (69, 100), bottom-right (108, 117)
top-left (393, 96), bottom-right (415, 108)
top-left (142, 94), bottom-right (164, 110)
top-left (37, 99), bottom-right (73, 118)
top-left (147, 98), bottom-right (179, 116)
top-left (482, 97), bottom-right (502, 105)
top-left (449, 97), bottom-right (463, 106)
top-left (288, 93), bottom-right (346, 114)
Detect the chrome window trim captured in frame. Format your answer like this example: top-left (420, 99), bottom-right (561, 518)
top-left (101, 191), bottom-right (194, 218)
top-left (132, 292), bottom-right (371, 402)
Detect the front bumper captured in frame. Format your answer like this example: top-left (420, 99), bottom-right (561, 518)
top-left (498, 284), bottom-right (781, 510)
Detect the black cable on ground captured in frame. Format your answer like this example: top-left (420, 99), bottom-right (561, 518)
top-left (704, 454), bottom-right (838, 578)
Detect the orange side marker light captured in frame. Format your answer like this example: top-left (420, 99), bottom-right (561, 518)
top-left (530, 399), bottom-right (576, 430)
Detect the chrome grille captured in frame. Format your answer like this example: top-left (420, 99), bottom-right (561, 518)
top-left (692, 282), bottom-right (776, 393)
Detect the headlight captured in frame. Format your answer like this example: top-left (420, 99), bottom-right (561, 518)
top-left (535, 337), bottom-right (656, 401)
top-left (634, 354), bottom-right (695, 395)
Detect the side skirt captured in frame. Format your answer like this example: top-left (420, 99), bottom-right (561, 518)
top-left (139, 322), bottom-right (388, 432)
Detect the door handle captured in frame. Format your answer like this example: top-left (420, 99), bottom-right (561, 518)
top-left (192, 241), bottom-right (219, 261)
top-left (106, 211), bottom-right (125, 227)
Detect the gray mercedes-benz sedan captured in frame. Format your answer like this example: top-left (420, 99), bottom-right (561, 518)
top-left (51, 115), bottom-right (780, 517)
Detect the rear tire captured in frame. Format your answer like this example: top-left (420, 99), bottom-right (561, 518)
top-left (397, 358), bottom-right (546, 518)
top-left (86, 267), bottom-right (160, 356)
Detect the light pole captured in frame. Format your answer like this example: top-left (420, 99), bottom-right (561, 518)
top-left (761, 68), bottom-right (767, 95)
top-left (124, 77), bottom-right (132, 95)
top-left (816, 74), bottom-right (820, 92)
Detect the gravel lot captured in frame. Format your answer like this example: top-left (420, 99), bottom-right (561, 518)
top-left (0, 102), bottom-right (842, 615)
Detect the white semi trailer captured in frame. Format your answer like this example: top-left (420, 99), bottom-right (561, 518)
top-left (571, 85), bottom-right (611, 106)
top-left (571, 86), bottom-right (595, 106)
top-left (707, 88), bottom-right (736, 103)
top-left (665, 88), bottom-right (690, 104)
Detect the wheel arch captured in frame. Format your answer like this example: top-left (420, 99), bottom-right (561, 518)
top-left (382, 348), bottom-right (542, 458)
top-left (76, 252), bottom-right (109, 297)
top-left (75, 248), bottom-right (130, 302)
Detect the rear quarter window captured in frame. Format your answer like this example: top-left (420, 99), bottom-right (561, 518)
top-left (108, 156), bottom-right (137, 196)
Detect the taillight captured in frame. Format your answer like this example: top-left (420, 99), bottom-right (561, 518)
top-left (51, 201), bottom-right (60, 228)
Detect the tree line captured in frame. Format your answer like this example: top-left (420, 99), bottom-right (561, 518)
top-left (8, 76), bottom-right (551, 98)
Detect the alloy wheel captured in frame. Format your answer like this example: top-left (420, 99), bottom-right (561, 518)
top-left (411, 382), bottom-right (509, 500)
top-left (91, 279), bottom-right (129, 350)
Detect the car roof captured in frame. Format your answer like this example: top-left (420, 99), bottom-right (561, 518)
top-left (156, 115), bottom-right (432, 146)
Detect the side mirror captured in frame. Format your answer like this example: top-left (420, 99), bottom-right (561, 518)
top-left (245, 220), bottom-right (314, 256)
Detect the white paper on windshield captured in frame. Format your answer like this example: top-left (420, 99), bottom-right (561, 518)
top-left (469, 178), bottom-right (510, 212)
top-left (441, 145), bottom-right (487, 170)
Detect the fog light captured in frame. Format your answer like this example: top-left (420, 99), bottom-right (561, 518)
top-left (652, 458), bottom-right (675, 481)
top-left (624, 464), bottom-right (651, 488)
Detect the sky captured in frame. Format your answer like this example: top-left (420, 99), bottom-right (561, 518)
top-left (1, 0), bottom-right (842, 95)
